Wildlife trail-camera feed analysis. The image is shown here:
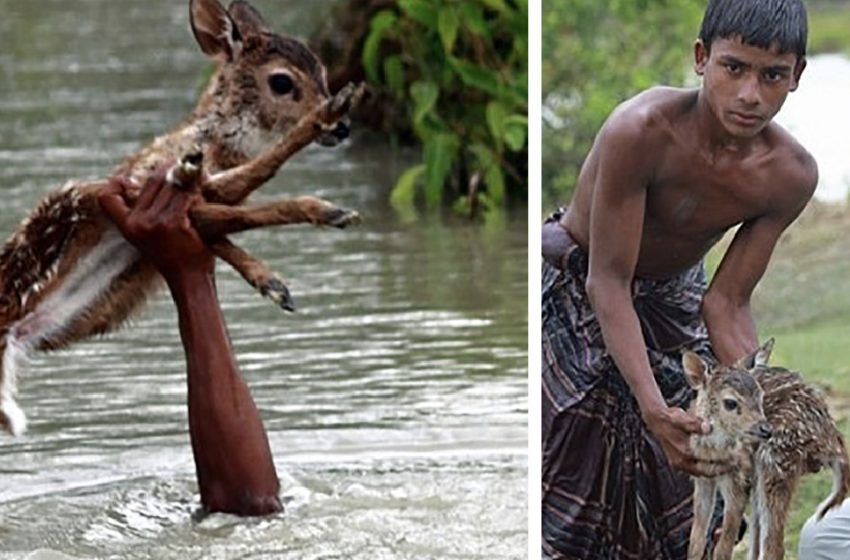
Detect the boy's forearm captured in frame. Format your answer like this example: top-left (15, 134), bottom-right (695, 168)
top-left (702, 292), bottom-right (758, 365)
top-left (166, 270), bottom-right (282, 514)
top-left (587, 283), bottom-right (665, 416)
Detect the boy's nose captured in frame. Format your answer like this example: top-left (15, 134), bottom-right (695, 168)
top-left (737, 75), bottom-right (762, 106)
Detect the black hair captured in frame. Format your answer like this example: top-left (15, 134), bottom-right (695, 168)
top-left (699, 0), bottom-right (808, 59)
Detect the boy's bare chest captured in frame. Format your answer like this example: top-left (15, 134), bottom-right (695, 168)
top-left (644, 151), bottom-right (771, 240)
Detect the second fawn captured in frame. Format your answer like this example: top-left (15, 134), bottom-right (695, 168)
top-left (0, 0), bottom-right (365, 436)
top-left (684, 339), bottom-right (850, 560)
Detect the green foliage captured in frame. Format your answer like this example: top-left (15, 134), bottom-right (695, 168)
top-left (363, 0), bottom-right (528, 216)
top-left (808, 2), bottom-right (850, 55)
top-left (542, 0), bottom-right (704, 210)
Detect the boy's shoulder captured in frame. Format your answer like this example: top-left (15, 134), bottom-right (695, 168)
top-left (761, 122), bottom-right (818, 204)
top-left (600, 87), bottom-right (696, 145)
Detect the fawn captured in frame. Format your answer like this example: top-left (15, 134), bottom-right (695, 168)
top-left (0, 0), bottom-right (366, 436)
top-left (684, 339), bottom-right (850, 560)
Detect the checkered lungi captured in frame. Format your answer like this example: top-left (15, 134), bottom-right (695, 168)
top-left (541, 208), bottom-right (714, 560)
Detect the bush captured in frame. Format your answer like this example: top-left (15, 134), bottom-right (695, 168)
top-left (363, 0), bottom-right (528, 216)
top-left (542, 0), bottom-right (703, 210)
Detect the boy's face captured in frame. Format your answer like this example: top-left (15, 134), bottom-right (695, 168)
top-left (694, 36), bottom-right (805, 138)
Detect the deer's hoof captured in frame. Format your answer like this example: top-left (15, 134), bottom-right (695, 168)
top-left (325, 207), bottom-right (361, 229)
top-left (260, 277), bottom-right (295, 312)
top-left (330, 82), bottom-right (366, 114)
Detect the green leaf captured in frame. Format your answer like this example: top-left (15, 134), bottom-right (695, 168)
top-left (448, 57), bottom-right (502, 97)
top-left (391, 164), bottom-right (425, 218)
top-left (398, 0), bottom-right (438, 27)
top-left (476, 0), bottom-right (511, 16)
top-left (383, 55), bottom-right (405, 99)
top-left (438, 6), bottom-right (459, 55)
top-left (459, 3), bottom-right (490, 39)
top-left (503, 114), bottom-right (528, 151)
top-left (424, 133), bottom-right (459, 207)
top-left (410, 80), bottom-right (440, 128)
top-left (469, 143), bottom-right (505, 204)
top-left (362, 10), bottom-right (397, 84)
top-left (485, 101), bottom-right (509, 148)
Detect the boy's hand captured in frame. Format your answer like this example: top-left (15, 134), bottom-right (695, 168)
top-left (98, 164), bottom-right (215, 283)
top-left (643, 406), bottom-right (732, 477)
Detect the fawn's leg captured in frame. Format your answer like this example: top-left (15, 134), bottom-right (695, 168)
top-left (191, 197), bottom-right (360, 238)
top-left (759, 477), bottom-right (796, 560)
top-left (203, 82), bottom-right (366, 205)
top-left (713, 478), bottom-right (747, 560)
top-left (748, 474), bottom-right (763, 560)
top-left (689, 478), bottom-right (717, 560)
top-left (210, 237), bottom-right (295, 312)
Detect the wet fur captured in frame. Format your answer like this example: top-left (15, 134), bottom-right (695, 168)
top-left (0, 0), bottom-right (360, 436)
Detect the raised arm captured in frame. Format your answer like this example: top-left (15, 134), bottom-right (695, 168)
top-left (703, 152), bottom-right (817, 364)
top-left (584, 111), bottom-right (717, 476)
top-left (98, 166), bottom-right (282, 516)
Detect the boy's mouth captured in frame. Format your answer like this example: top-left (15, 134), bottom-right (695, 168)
top-left (729, 111), bottom-right (763, 127)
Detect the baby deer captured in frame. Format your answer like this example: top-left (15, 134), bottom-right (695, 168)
top-left (0, 0), bottom-right (365, 436)
top-left (684, 340), bottom-right (850, 560)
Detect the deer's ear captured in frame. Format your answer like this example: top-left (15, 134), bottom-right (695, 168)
top-left (734, 338), bottom-right (774, 369)
top-left (683, 351), bottom-right (708, 389)
top-left (754, 338), bottom-right (774, 367)
top-left (228, 1), bottom-right (270, 36)
top-left (191, 0), bottom-right (243, 61)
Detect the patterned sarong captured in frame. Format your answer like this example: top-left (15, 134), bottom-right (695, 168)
top-left (541, 208), bottom-right (714, 560)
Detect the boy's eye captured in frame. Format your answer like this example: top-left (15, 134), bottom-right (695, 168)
top-left (764, 70), bottom-right (784, 83)
top-left (725, 63), bottom-right (742, 74)
top-left (723, 399), bottom-right (738, 411)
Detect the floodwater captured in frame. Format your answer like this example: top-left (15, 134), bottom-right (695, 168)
top-left (775, 53), bottom-right (850, 202)
top-left (0, 2), bottom-right (528, 559)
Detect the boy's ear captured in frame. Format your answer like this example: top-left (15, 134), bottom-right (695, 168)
top-left (693, 39), bottom-right (709, 76)
top-left (190, 0), bottom-right (243, 62)
top-left (683, 351), bottom-right (708, 389)
top-left (790, 57), bottom-right (807, 92)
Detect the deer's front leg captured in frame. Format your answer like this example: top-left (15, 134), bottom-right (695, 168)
top-left (714, 477), bottom-right (747, 560)
top-left (689, 477), bottom-right (717, 560)
top-left (210, 237), bottom-right (295, 312)
top-left (191, 197), bottom-right (360, 238)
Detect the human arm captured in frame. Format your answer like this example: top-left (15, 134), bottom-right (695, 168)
top-left (703, 153), bottom-right (817, 364)
top-left (583, 111), bottom-right (719, 476)
top-left (98, 167), bottom-right (282, 515)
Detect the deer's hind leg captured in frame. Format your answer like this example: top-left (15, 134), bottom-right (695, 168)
top-left (210, 237), bottom-right (295, 311)
top-left (757, 473), bottom-right (796, 560)
top-left (191, 196), bottom-right (360, 239)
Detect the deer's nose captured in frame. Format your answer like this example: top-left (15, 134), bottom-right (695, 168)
top-left (332, 119), bottom-right (349, 140)
top-left (757, 422), bottom-right (773, 440)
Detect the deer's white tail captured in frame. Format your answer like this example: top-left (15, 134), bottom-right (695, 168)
top-left (1, 334), bottom-right (29, 436)
top-left (817, 441), bottom-right (850, 519)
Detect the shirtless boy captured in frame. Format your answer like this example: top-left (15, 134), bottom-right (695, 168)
top-left (541, 0), bottom-right (815, 558)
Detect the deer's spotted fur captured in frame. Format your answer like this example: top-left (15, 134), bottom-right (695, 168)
top-left (685, 340), bottom-right (850, 560)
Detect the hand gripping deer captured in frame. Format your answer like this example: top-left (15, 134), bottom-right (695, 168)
top-left (0, 0), bottom-right (366, 436)
top-left (684, 340), bottom-right (850, 560)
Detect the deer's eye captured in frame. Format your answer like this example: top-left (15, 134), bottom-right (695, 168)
top-left (269, 74), bottom-right (294, 95)
top-left (723, 399), bottom-right (738, 412)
